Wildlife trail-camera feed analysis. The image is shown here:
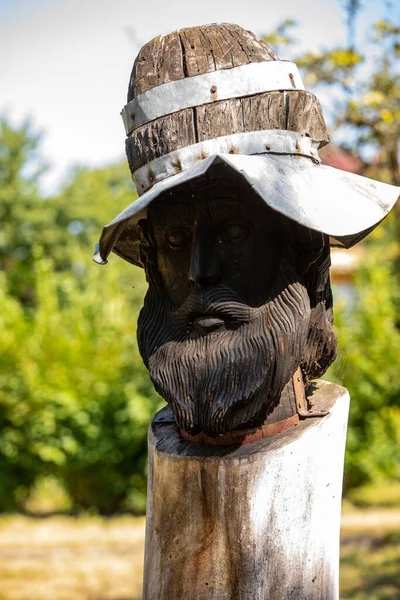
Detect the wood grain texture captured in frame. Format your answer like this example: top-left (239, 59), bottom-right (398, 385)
top-left (195, 98), bottom-right (244, 140)
top-left (128, 24), bottom-right (278, 100)
top-left (125, 23), bottom-right (328, 174)
top-left (200, 23), bottom-right (277, 70)
top-left (286, 91), bottom-right (329, 145)
top-left (126, 91), bottom-right (329, 171)
top-left (129, 31), bottom-right (184, 99)
top-left (241, 91), bottom-right (287, 132)
top-left (178, 27), bottom-right (217, 77)
top-left (125, 108), bottom-right (196, 173)
top-left (142, 381), bottom-right (350, 600)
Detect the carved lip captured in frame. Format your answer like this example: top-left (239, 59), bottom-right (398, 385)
top-left (191, 314), bottom-right (226, 334)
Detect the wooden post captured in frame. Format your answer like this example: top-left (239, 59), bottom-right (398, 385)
top-left (143, 380), bottom-right (349, 600)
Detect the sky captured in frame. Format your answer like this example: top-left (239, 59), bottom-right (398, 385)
top-left (0, 0), bottom-right (394, 195)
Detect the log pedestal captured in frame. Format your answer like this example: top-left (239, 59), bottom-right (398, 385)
top-left (142, 380), bottom-right (349, 600)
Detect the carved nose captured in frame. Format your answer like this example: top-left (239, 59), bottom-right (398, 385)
top-left (189, 226), bottom-right (220, 287)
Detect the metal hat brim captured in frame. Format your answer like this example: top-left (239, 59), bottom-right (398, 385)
top-left (94, 153), bottom-right (399, 266)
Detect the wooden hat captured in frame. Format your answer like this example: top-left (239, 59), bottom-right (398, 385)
top-left (94, 24), bottom-right (399, 267)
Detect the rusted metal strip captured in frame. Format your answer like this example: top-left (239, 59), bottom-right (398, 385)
top-left (121, 61), bottom-right (304, 134)
top-left (180, 413), bottom-right (300, 446)
top-left (180, 368), bottom-right (330, 446)
top-left (293, 367), bottom-right (330, 418)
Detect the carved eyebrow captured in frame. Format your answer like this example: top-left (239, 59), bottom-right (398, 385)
top-left (169, 204), bottom-right (196, 217)
top-left (168, 202), bottom-right (196, 210)
top-left (207, 199), bottom-right (240, 219)
top-left (152, 205), bottom-right (196, 227)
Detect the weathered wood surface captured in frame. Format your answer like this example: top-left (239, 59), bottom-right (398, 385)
top-left (125, 24), bottom-right (329, 174)
top-left (126, 91), bottom-right (328, 172)
top-left (142, 380), bottom-right (349, 600)
top-left (130, 24), bottom-right (278, 98)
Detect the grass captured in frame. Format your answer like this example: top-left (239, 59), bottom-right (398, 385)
top-left (0, 508), bottom-right (398, 599)
top-left (0, 515), bottom-right (145, 600)
top-left (346, 480), bottom-right (400, 509)
top-left (340, 510), bottom-right (400, 599)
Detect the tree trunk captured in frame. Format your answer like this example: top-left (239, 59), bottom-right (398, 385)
top-left (142, 380), bottom-right (349, 600)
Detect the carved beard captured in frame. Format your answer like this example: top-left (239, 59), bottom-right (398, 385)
top-left (138, 258), bottom-right (312, 437)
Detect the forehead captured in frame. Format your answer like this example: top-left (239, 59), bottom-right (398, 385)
top-left (149, 180), bottom-right (271, 225)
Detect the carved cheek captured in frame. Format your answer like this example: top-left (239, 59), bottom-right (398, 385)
top-left (218, 238), bottom-right (254, 286)
top-left (158, 248), bottom-right (192, 305)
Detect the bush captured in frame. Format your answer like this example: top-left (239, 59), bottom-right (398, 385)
top-left (0, 119), bottom-right (165, 513)
top-left (0, 257), bottom-right (160, 513)
top-left (328, 227), bottom-right (400, 491)
top-left (0, 244), bottom-right (162, 513)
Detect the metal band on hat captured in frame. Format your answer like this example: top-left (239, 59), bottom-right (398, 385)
top-left (132, 129), bottom-right (320, 195)
top-left (121, 61), bottom-right (304, 134)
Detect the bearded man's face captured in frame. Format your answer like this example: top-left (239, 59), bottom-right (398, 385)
top-left (137, 173), bottom-right (334, 437)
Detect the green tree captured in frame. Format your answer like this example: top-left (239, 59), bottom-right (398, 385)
top-left (0, 119), bottom-right (162, 512)
top-left (264, 11), bottom-right (400, 186)
top-left (0, 118), bottom-right (136, 304)
top-left (0, 119), bottom-right (47, 304)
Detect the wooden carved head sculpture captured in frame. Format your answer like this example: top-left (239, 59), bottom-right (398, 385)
top-left (94, 24), bottom-right (399, 439)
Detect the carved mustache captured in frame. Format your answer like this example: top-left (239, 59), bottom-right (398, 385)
top-left (172, 285), bottom-right (252, 330)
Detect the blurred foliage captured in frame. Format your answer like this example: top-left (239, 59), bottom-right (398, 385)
top-left (340, 529), bottom-right (400, 600)
top-left (0, 119), bottom-right (162, 513)
top-left (328, 232), bottom-right (400, 490)
top-left (264, 6), bottom-right (400, 493)
top-left (263, 10), bottom-right (400, 188)
top-left (0, 120), bottom-right (47, 305)
top-left (348, 480), bottom-right (400, 509)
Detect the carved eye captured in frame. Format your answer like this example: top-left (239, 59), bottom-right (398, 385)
top-left (224, 222), bottom-right (250, 241)
top-left (166, 228), bottom-right (190, 251)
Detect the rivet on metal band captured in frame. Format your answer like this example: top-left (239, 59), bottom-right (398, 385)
top-left (121, 61), bottom-right (305, 134)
